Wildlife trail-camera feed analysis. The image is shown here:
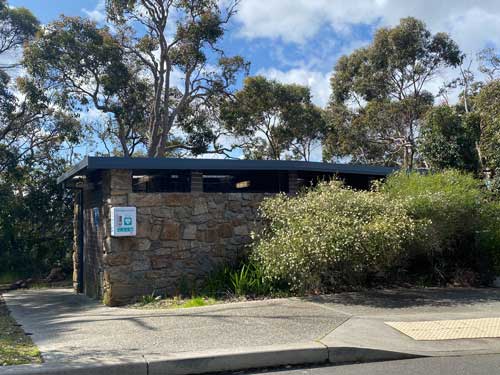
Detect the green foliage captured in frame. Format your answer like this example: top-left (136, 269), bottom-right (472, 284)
top-left (0, 0), bottom-right (39, 57)
top-left (0, 159), bottom-right (74, 278)
top-left (230, 264), bottom-right (256, 297)
top-left (135, 295), bottom-right (216, 309)
top-left (202, 261), bottom-right (272, 297)
top-left (0, 297), bottom-right (42, 365)
top-left (139, 292), bottom-right (160, 306)
top-left (202, 265), bottom-right (233, 297)
top-left (478, 201), bottom-right (500, 275)
top-left (22, 16), bottom-right (149, 157)
top-left (419, 106), bottom-right (480, 172)
top-left (327, 17), bottom-right (462, 168)
top-left (0, 2), bottom-right (78, 283)
top-left (252, 171), bottom-right (500, 291)
top-left (173, 297), bottom-right (216, 309)
top-left (221, 76), bottom-right (326, 161)
top-left (381, 170), bottom-right (482, 251)
top-left (379, 170), bottom-right (495, 283)
top-left (331, 17), bottom-right (461, 104)
top-left (252, 180), bottom-right (416, 291)
top-left (476, 80), bottom-right (500, 174)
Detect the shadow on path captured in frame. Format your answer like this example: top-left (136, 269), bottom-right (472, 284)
top-left (307, 288), bottom-right (500, 310)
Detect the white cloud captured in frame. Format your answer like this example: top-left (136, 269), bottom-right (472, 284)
top-left (82, 0), bottom-right (106, 23)
top-left (237, 1), bottom-right (500, 107)
top-left (235, 0), bottom-right (500, 53)
top-left (257, 67), bottom-right (331, 107)
top-left (235, 0), bottom-right (383, 44)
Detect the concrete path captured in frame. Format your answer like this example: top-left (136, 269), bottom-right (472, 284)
top-left (4, 287), bottom-right (500, 374)
top-left (309, 288), bottom-right (500, 362)
top-left (1, 289), bottom-right (347, 363)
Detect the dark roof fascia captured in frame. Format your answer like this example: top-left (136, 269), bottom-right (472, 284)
top-left (57, 156), bottom-right (90, 185)
top-left (57, 156), bottom-right (398, 184)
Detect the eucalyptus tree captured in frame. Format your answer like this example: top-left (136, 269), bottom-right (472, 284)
top-left (0, 1), bottom-right (81, 174)
top-left (418, 105), bottom-right (480, 172)
top-left (221, 76), bottom-right (325, 161)
top-left (476, 80), bottom-right (500, 175)
top-left (478, 48), bottom-right (500, 81)
top-left (22, 17), bottom-right (149, 157)
top-left (0, 1), bottom-right (79, 278)
top-left (0, 0), bottom-right (38, 68)
top-left (105, 0), bottom-right (249, 157)
top-left (327, 17), bottom-right (462, 169)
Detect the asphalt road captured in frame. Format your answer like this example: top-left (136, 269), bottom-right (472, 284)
top-left (242, 355), bottom-right (500, 375)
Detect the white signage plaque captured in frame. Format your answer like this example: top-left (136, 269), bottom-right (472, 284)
top-left (110, 207), bottom-right (137, 237)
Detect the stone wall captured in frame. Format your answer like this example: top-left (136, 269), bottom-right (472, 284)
top-left (75, 169), bottom-right (269, 306)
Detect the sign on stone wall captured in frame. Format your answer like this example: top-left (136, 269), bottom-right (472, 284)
top-left (110, 207), bottom-right (137, 237)
top-left (93, 207), bottom-right (99, 227)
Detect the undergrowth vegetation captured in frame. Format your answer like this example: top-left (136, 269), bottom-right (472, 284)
top-left (0, 296), bottom-right (41, 366)
top-left (251, 170), bottom-right (500, 292)
top-left (252, 180), bottom-right (416, 292)
top-left (136, 262), bottom-right (279, 309)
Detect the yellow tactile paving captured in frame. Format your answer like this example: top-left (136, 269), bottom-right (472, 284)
top-left (386, 317), bottom-right (500, 341)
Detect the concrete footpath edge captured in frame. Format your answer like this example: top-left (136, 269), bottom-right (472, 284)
top-left (0, 342), bottom-right (432, 375)
top-left (145, 342), bottom-right (328, 375)
top-left (0, 342), bottom-right (333, 375)
top-left (0, 356), bottom-right (149, 375)
top-left (0, 342), bottom-right (434, 375)
top-left (328, 346), bottom-right (424, 365)
top-left (0, 341), bottom-right (431, 375)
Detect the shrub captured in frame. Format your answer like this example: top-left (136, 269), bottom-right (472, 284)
top-left (202, 265), bottom-right (233, 297)
top-left (379, 170), bottom-right (488, 282)
top-left (202, 261), bottom-right (272, 298)
top-left (380, 170), bottom-right (482, 240)
top-left (251, 180), bottom-right (416, 292)
top-left (479, 200), bottom-right (500, 276)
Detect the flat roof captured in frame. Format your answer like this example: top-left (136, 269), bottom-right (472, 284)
top-left (57, 156), bottom-right (397, 184)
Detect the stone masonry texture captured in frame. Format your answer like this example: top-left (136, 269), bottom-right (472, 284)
top-left (74, 169), bottom-right (269, 306)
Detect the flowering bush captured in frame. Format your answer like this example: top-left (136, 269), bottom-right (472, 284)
top-left (252, 170), bottom-right (500, 292)
top-left (251, 180), bottom-right (416, 292)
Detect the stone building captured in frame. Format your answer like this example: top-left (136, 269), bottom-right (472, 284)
top-left (58, 157), bottom-right (395, 305)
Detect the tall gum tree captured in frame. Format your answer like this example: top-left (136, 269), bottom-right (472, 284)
top-left (106, 0), bottom-right (249, 157)
top-left (22, 17), bottom-right (150, 157)
top-left (327, 17), bottom-right (462, 169)
top-left (0, 1), bottom-right (80, 173)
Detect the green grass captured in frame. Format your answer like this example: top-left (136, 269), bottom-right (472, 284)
top-left (0, 296), bottom-right (42, 366)
top-left (173, 296), bottom-right (216, 309)
top-left (134, 295), bottom-right (217, 309)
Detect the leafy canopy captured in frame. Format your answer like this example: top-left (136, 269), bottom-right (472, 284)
top-left (105, 0), bottom-right (249, 157)
top-left (326, 17), bottom-right (461, 168)
top-left (23, 16), bottom-right (150, 157)
top-left (418, 106), bottom-right (480, 172)
top-left (221, 76), bottom-right (325, 160)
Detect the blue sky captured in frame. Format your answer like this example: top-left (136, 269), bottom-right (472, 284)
top-left (11, 0), bottom-right (500, 108)
top-left (10, 0), bottom-right (500, 159)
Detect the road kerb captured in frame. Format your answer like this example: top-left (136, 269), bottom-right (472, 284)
top-left (145, 342), bottom-right (329, 375)
top-left (0, 356), bottom-right (148, 375)
top-left (327, 346), bottom-right (425, 365)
